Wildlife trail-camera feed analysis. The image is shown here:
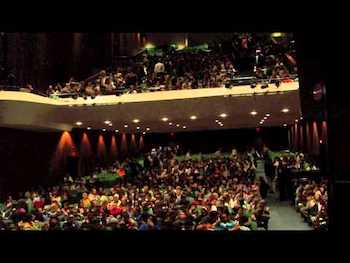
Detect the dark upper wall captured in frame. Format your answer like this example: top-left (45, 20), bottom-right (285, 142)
top-left (1, 33), bottom-right (114, 90)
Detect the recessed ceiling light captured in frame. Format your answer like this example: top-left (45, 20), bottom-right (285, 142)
top-left (219, 113), bottom-right (227, 118)
top-left (133, 119), bottom-right (140, 123)
top-left (102, 128), bottom-right (106, 131)
top-left (263, 117), bottom-right (267, 120)
top-left (124, 124), bottom-right (128, 128)
top-left (169, 122), bottom-right (173, 126)
top-left (161, 117), bottom-right (169, 122)
top-left (76, 121), bottom-right (83, 126)
top-left (108, 123), bottom-right (113, 126)
top-left (283, 124), bottom-right (287, 127)
top-left (215, 120), bottom-right (219, 122)
top-left (220, 123), bottom-right (224, 126)
top-left (300, 117), bottom-right (303, 120)
top-left (115, 129), bottom-right (119, 132)
top-left (104, 120), bottom-right (111, 124)
top-left (265, 113), bottom-right (271, 117)
top-left (87, 127), bottom-right (91, 130)
top-left (183, 126), bottom-right (187, 129)
top-left (190, 115), bottom-right (197, 120)
top-left (281, 108), bottom-right (289, 113)
top-left (146, 127), bottom-right (150, 131)
top-left (259, 121), bottom-right (264, 124)
top-left (295, 119), bottom-right (298, 123)
top-left (250, 111), bottom-right (258, 116)
top-left (176, 124), bottom-right (180, 127)
top-left (142, 132), bottom-right (146, 135)
top-left (136, 126), bottom-right (140, 130)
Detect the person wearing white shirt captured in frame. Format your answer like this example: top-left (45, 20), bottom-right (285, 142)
top-left (154, 61), bottom-right (165, 75)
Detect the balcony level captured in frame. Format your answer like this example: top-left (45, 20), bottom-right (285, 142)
top-left (0, 81), bottom-right (301, 132)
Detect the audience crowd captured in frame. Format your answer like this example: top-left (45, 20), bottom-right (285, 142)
top-left (294, 179), bottom-right (328, 230)
top-left (47, 33), bottom-right (297, 98)
top-left (0, 146), bottom-right (271, 231)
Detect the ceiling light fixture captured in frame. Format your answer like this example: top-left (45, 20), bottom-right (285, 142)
top-left (265, 113), bottom-right (271, 117)
top-left (281, 108), bottom-right (289, 113)
top-left (136, 127), bottom-right (140, 130)
top-left (250, 111), bottom-right (258, 116)
top-left (215, 120), bottom-right (219, 123)
top-left (76, 121), bottom-right (83, 126)
top-left (219, 113), bottom-right (227, 118)
top-left (146, 128), bottom-right (150, 131)
top-left (115, 129), bottom-right (119, 132)
top-left (190, 115), bottom-right (197, 120)
top-left (108, 123), bottom-right (113, 126)
top-left (263, 117), bottom-right (267, 120)
top-left (169, 122), bottom-right (173, 126)
top-left (176, 124), bottom-right (180, 127)
top-left (124, 124), bottom-right (128, 128)
top-left (142, 132), bottom-right (146, 135)
top-left (102, 128), bottom-right (106, 131)
top-left (104, 120), bottom-right (111, 125)
top-left (183, 126), bottom-right (187, 129)
top-left (283, 124), bottom-right (287, 127)
top-left (161, 117), bottom-right (169, 122)
top-left (132, 119), bottom-right (140, 123)
top-left (87, 127), bottom-right (91, 130)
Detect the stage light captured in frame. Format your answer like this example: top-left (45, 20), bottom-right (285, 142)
top-left (190, 115), bottom-right (197, 120)
top-left (177, 44), bottom-right (185, 50)
top-left (104, 120), bottom-right (111, 125)
top-left (281, 108), bottom-right (289, 113)
top-left (76, 121), bottom-right (83, 126)
top-left (219, 113), bottom-right (227, 118)
top-left (124, 124), bottom-right (128, 128)
top-left (169, 122), bottom-right (173, 126)
top-left (146, 127), bottom-right (150, 131)
top-left (145, 43), bottom-right (155, 49)
top-left (161, 117), bottom-right (169, 122)
top-left (133, 119), bottom-right (140, 123)
top-left (271, 32), bottom-right (283, 38)
top-left (250, 111), bottom-right (258, 116)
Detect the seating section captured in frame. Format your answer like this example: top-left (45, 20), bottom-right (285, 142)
top-left (46, 33), bottom-right (297, 99)
top-left (0, 146), bottom-right (271, 231)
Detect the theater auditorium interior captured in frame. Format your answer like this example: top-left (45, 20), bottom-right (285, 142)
top-left (0, 32), bottom-right (338, 232)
